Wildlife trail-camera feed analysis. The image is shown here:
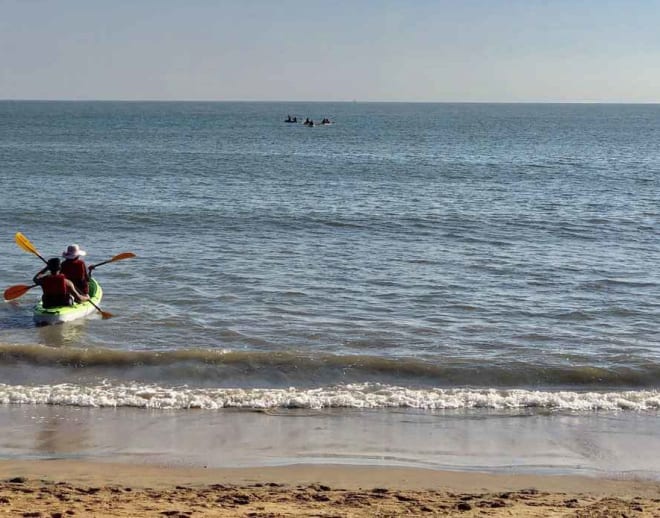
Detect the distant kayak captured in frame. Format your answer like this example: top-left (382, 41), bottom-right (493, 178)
top-left (33, 278), bottom-right (103, 325)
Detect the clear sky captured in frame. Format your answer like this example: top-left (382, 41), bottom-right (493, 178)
top-left (1, 0), bottom-right (659, 102)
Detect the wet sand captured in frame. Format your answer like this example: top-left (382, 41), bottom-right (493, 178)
top-left (1, 405), bottom-right (659, 515)
top-left (3, 405), bottom-right (660, 477)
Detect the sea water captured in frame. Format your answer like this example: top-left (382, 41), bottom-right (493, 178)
top-left (0, 103), bottom-right (658, 420)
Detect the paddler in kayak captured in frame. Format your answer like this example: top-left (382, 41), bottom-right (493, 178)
top-left (33, 258), bottom-right (89, 308)
top-left (61, 243), bottom-right (90, 295)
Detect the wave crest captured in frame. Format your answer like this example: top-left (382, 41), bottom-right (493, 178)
top-left (1, 382), bottom-right (658, 412)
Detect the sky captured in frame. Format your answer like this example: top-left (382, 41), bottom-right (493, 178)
top-left (1, 0), bottom-right (659, 102)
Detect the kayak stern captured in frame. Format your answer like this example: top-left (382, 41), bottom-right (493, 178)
top-left (33, 278), bottom-right (103, 325)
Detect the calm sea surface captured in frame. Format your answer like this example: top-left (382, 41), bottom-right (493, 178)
top-left (0, 101), bottom-right (658, 411)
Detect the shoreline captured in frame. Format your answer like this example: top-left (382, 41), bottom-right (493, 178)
top-left (1, 406), bottom-right (659, 515)
top-left (2, 405), bottom-right (659, 480)
top-left (1, 459), bottom-right (659, 517)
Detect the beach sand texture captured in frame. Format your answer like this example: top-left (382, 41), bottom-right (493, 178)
top-left (1, 460), bottom-right (659, 517)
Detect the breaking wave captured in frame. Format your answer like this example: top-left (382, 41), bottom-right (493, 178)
top-left (0, 382), bottom-right (658, 411)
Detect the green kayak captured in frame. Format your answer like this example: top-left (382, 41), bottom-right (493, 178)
top-left (33, 278), bottom-right (103, 325)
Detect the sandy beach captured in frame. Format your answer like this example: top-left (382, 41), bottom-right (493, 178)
top-left (1, 405), bottom-right (659, 515)
top-left (0, 460), bottom-right (658, 517)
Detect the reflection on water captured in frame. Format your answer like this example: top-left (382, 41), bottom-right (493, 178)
top-left (0, 300), bottom-right (33, 330)
top-left (38, 320), bottom-right (88, 348)
top-left (35, 407), bottom-right (90, 455)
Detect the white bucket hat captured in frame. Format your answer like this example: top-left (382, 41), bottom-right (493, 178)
top-left (62, 244), bottom-right (87, 259)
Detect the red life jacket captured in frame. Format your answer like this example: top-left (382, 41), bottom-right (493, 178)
top-left (61, 258), bottom-right (89, 295)
top-left (40, 273), bottom-right (72, 308)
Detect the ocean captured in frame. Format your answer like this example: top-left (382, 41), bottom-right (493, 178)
top-left (0, 101), bottom-right (658, 475)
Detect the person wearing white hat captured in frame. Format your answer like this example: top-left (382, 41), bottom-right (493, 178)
top-left (61, 244), bottom-right (90, 295)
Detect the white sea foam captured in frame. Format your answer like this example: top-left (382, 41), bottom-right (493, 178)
top-left (0, 383), bottom-right (658, 411)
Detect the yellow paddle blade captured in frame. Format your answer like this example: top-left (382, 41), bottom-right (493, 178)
top-left (15, 232), bottom-right (47, 263)
top-left (109, 252), bottom-right (136, 262)
top-left (90, 252), bottom-right (136, 269)
top-left (15, 232), bottom-right (38, 255)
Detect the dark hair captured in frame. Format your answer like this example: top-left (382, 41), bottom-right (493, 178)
top-left (47, 257), bottom-right (61, 273)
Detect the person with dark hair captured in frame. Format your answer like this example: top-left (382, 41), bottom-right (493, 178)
top-left (61, 243), bottom-right (90, 295)
top-left (33, 258), bottom-right (89, 308)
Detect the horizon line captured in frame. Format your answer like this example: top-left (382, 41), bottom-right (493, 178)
top-left (1, 98), bottom-right (660, 105)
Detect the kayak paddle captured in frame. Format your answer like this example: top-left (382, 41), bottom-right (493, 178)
top-left (85, 252), bottom-right (135, 318)
top-left (90, 252), bottom-right (136, 270)
top-left (15, 232), bottom-right (47, 263)
top-left (5, 283), bottom-right (112, 318)
top-left (12, 233), bottom-right (117, 318)
top-left (3, 284), bottom-right (36, 301)
top-left (89, 299), bottom-right (113, 319)
top-left (3, 252), bottom-right (134, 301)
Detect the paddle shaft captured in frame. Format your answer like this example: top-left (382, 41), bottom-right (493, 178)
top-left (90, 252), bottom-right (136, 270)
top-left (88, 298), bottom-right (112, 319)
top-left (92, 259), bottom-right (112, 268)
